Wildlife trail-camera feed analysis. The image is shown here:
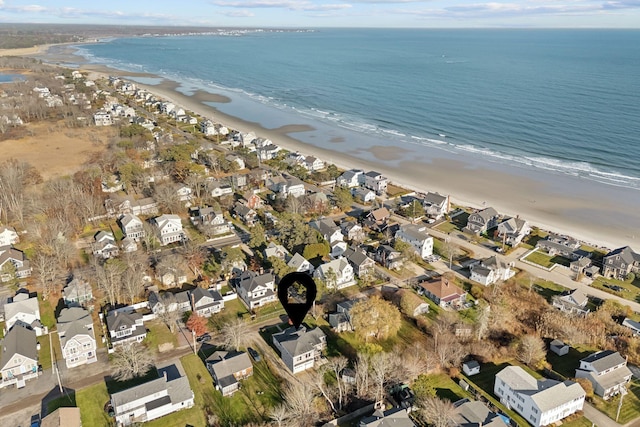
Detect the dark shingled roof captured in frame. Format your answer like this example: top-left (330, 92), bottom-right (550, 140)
top-left (0, 324), bottom-right (37, 369)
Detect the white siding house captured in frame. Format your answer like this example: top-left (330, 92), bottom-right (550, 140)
top-left (395, 224), bottom-right (433, 259)
top-left (153, 214), bottom-right (186, 246)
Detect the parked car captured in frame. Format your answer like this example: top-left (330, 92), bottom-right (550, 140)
top-left (197, 333), bottom-right (211, 343)
top-left (247, 347), bottom-right (261, 362)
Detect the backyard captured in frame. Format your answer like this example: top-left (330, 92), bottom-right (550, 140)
top-left (590, 276), bottom-right (640, 304)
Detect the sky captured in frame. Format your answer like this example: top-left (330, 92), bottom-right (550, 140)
top-left (0, 0), bottom-right (639, 28)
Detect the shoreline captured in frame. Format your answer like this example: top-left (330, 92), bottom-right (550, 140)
top-left (24, 43), bottom-right (640, 251)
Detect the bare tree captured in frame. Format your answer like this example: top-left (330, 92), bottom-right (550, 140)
top-left (180, 240), bottom-right (206, 277)
top-left (95, 258), bottom-right (126, 306)
top-left (269, 404), bottom-right (291, 427)
top-left (156, 294), bottom-right (181, 333)
top-left (516, 334), bottom-right (547, 368)
top-left (354, 353), bottom-right (371, 399)
top-left (327, 356), bottom-right (349, 411)
top-left (154, 182), bottom-right (182, 214)
top-left (281, 380), bottom-right (319, 426)
top-left (0, 159), bottom-right (40, 225)
top-left (475, 302), bottom-right (491, 340)
top-left (435, 333), bottom-right (466, 369)
top-left (307, 367), bottom-right (337, 414)
top-left (370, 352), bottom-right (394, 403)
top-left (220, 317), bottom-right (249, 351)
top-left (31, 252), bottom-right (61, 299)
top-left (121, 252), bottom-right (147, 304)
top-left (111, 343), bottom-right (155, 381)
top-left (418, 396), bottom-right (456, 427)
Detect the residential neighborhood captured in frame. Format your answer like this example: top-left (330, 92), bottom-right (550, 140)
top-left (1, 63), bottom-right (640, 427)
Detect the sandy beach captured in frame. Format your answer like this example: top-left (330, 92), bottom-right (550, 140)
top-left (19, 43), bottom-right (639, 251)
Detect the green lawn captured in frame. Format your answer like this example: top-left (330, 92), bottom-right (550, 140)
top-left (39, 298), bottom-right (56, 328)
top-left (434, 221), bottom-right (458, 234)
top-left (144, 406), bottom-right (205, 427)
top-left (145, 320), bottom-right (178, 352)
top-left (413, 373), bottom-right (472, 402)
top-left (546, 344), bottom-right (597, 379)
top-left (590, 277), bottom-right (640, 304)
top-left (0, 321), bottom-right (4, 339)
top-left (76, 382), bottom-right (113, 427)
top-left (524, 251), bottom-right (556, 268)
top-left (38, 333), bottom-right (62, 371)
top-left (562, 416), bottom-right (597, 427)
top-left (590, 379), bottom-right (640, 424)
top-left (209, 298), bottom-right (250, 330)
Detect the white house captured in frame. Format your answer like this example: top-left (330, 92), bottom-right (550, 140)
top-left (310, 218), bottom-right (344, 244)
top-left (106, 310), bottom-right (147, 349)
top-left (191, 287), bottom-right (224, 317)
top-left (352, 187), bottom-right (376, 203)
top-left (494, 366), bottom-right (584, 427)
top-left (62, 277), bottom-right (93, 307)
top-left (337, 169), bottom-right (363, 188)
top-left (497, 217), bottom-right (531, 246)
top-left (92, 231), bottom-right (119, 259)
top-left (237, 271), bottom-right (277, 310)
top-left (111, 362), bottom-right (194, 426)
top-left (423, 192), bottom-right (450, 220)
top-left (287, 253), bottom-right (315, 274)
top-left (575, 350), bottom-right (632, 399)
top-left (469, 256), bottom-right (515, 286)
top-left (263, 242), bottom-right (291, 261)
top-left (4, 290), bottom-right (47, 336)
top-left (93, 110), bottom-right (113, 126)
top-left (362, 171), bottom-right (388, 194)
top-left (0, 226), bottom-right (19, 246)
top-left (0, 324), bottom-right (38, 389)
top-left (0, 245), bottom-right (32, 281)
top-left (272, 326), bottom-right (326, 374)
top-left (119, 214), bottom-right (145, 241)
top-left (395, 224), bottom-right (434, 259)
top-left (153, 214), bottom-right (186, 246)
top-left (57, 307), bottom-right (97, 369)
top-left (148, 290), bottom-right (191, 315)
top-left (314, 257), bottom-right (355, 290)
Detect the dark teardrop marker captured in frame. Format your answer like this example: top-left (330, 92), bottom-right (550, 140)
top-left (278, 272), bottom-right (317, 329)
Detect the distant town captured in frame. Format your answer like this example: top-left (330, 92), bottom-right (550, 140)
top-left (1, 55), bottom-right (639, 427)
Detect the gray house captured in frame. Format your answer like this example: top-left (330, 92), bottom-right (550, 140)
top-left (451, 399), bottom-right (508, 427)
top-left (205, 350), bottom-right (253, 396)
top-left (575, 350), bottom-right (632, 399)
top-left (0, 324), bottom-right (38, 389)
top-left (190, 287), bottom-right (224, 317)
top-left (343, 246), bottom-right (376, 278)
top-left (272, 326), bottom-right (326, 374)
top-left (106, 310), bottom-right (147, 349)
top-left (602, 246), bottom-right (640, 280)
top-left (464, 207), bottom-right (499, 234)
top-left (62, 277), bottom-right (93, 307)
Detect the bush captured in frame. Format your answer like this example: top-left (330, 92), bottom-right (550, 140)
top-left (627, 272), bottom-right (636, 282)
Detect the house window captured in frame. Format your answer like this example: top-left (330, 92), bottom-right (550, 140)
top-left (532, 408), bottom-right (538, 414)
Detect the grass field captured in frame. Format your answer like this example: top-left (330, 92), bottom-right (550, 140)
top-left (524, 251), bottom-right (556, 268)
top-left (590, 277), bottom-right (640, 305)
top-left (76, 382), bottom-right (113, 427)
top-left (589, 378), bottom-right (640, 424)
top-left (37, 333), bottom-right (62, 371)
top-left (546, 344), bottom-right (597, 379)
top-left (145, 320), bottom-right (178, 352)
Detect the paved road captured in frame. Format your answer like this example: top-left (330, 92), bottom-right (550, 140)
top-left (583, 402), bottom-right (622, 427)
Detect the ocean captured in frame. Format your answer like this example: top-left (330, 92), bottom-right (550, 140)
top-left (75, 29), bottom-right (640, 190)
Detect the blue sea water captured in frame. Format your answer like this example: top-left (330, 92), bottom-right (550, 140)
top-left (76, 29), bottom-right (640, 190)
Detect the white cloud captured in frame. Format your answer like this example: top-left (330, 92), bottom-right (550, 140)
top-left (223, 9), bottom-right (256, 16)
top-left (213, 0), bottom-right (351, 10)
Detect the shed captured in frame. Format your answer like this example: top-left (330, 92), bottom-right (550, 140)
top-left (462, 360), bottom-right (480, 376)
top-left (550, 339), bottom-right (570, 356)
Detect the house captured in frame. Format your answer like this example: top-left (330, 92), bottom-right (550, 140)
top-left (189, 206), bottom-right (230, 235)
top-left (417, 277), bottom-right (467, 309)
top-left (310, 218), bottom-right (344, 244)
top-left (173, 184), bottom-right (193, 203)
top-left (200, 119), bottom-right (216, 135)
top-left (0, 324), bottom-right (38, 389)
top-left (497, 217), bottom-right (531, 246)
top-left (263, 242), bottom-right (291, 261)
top-left (359, 408), bottom-right (415, 427)
top-left (304, 155), bottom-right (325, 171)
top-left (92, 231), bottom-right (119, 259)
top-left (269, 174), bottom-right (306, 198)
top-left (93, 110), bottom-right (113, 126)
top-left (236, 270), bottom-right (276, 310)
top-left (207, 179), bottom-right (233, 198)
top-left (287, 253), bottom-right (314, 274)
top-left (341, 221), bottom-right (365, 243)
top-left (106, 310), bottom-right (147, 348)
top-left (62, 277), bottom-right (93, 307)
top-left (337, 169), bottom-right (364, 188)
top-left (495, 366), bottom-right (585, 427)
top-left (0, 245), bottom-right (32, 281)
top-left (331, 241), bottom-right (348, 259)
top-left (622, 318), bottom-right (640, 336)
top-left (314, 257), bottom-right (355, 290)
top-left (41, 407), bottom-right (82, 427)
top-left (365, 207), bottom-right (391, 232)
top-left (4, 290), bottom-right (47, 336)
top-left (570, 257), bottom-right (594, 278)
top-left (352, 187), bottom-right (376, 203)
top-left (464, 207), bottom-right (500, 234)
top-left (0, 226), bottom-right (19, 246)
top-left (149, 290), bottom-right (191, 315)
top-left (462, 360), bottom-right (481, 376)
top-left (362, 171), bottom-right (388, 194)
top-left (57, 307), bottom-right (97, 369)
top-left (191, 287), bottom-right (224, 317)
top-left (226, 154), bottom-right (245, 170)
top-left (155, 265), bottom-right (188, 287)
top-left (257, 143), bottom-right (281, 160)
top-left (328, 299), bottom-right (362, 332)
top-left (153, 214), bottom-right (186, 246)
top-left (550, 339), bottom-right (570, 356)
top-left (575, 350), bottom-right (633, 399)
top-left (106, 195), bottom-right (158, 217)
top-left (243, 191), bottom-right (264, 210)
top-left (205, 350), bottom-right (253, 396)
top-left (343, 246), bottom-right (376, 278)
top-left (306, 192), bottom-right (329, 213)
top-left (395, 224), bottom-right (433, 259)
top-left (602, 246), bottom-right (640, 281)
top-left (119, 214), bottom-right (145, 241)
top-left (423, 192), bottom-right (450, 220)
top-left (469, 256), bottom-right (515, 286)
top-left (121, 236), bottom-right (138, 253)
top-left (233, 202), bottom-right (257, 227)
top-left (552, 289), bottom-right (590, 316)
top-left (451, 399), bottom-right (508, 427)
top-left (111, 362), bottom-right (194, 426)
top-left (535, 233), bottom-right (582, 259)
top-left (272, 326), bottom-right (326, 373)
top-left (374, 244), bottom-right (404, 270)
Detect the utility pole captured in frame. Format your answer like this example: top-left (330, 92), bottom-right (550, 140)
top-left (616, 387), bottom-right (627, 422)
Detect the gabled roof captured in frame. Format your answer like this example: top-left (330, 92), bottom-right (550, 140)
top-left (238, 271), bottom-right (275, 293)
top-left (474, 207), bottom-right (498, 221)
top-left (206, 350), bottom-right (252, 383)
top-left (369, 207), bottom-right (390, 222)
top-left (287, 253), bottom-right (310, 270)
top-left (191, 287), bottom-right (223, 307)
top-left (359, 407), bottom-right (415, 427)
top-left (343, 246), bottom-right (374, 267)
top-left (264, 242), bottom-right (291, 260)
top-left (0, 324), bottom-right (37, 368)
top-left (119, 213), bottom-right (143, 228)
top-left (273, 326), bottom-right (325, 357)
top-left (561, 289), bottom-right (588, 307)
top-left (310, 218), bottom-right (340, 237)
top-left (0, 245), bottom-right (29, 268)
top-left (452, 400), bottom-right (508, 427)
top-left (106, 310), bottom-right (142, 332)
top-left (418, 277), bottom-right (465, 300)
top-left (4, 291), bottom-right (39, 322)
top-left (57, 308), bottom-right (95, 346)
top-left (580, 350), bottom-right (626, 372)
top-left (317, 257), bottom-right (350, 276)
top-left (605, 246), bottom-right (640, 264)
top-left (364, 170), bottom-right (384, 178)
top-left (499, 217), bottom-right (528, 234)
top-left (397, 224), bottom-right (431, 242)
top-left (63, 278), bottom-right (93, 300)
top-left (423, 192), bottom-right (447, 206)
top-left (42, 407), bottom-right (81, 427)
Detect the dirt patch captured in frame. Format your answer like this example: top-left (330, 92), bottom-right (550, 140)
top-left (0, 121), bottom-right (114, 179)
